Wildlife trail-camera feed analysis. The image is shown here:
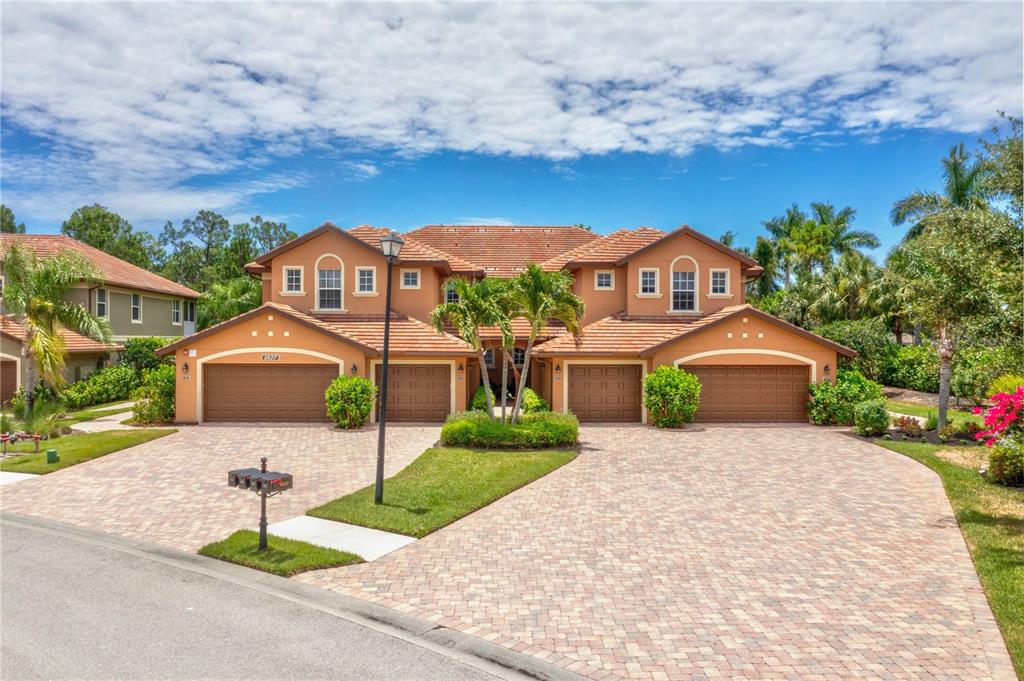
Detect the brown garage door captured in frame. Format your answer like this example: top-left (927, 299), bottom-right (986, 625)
top-left (1, 360), bottom-right (17, 406)
top-left (204, 364), bottom-right (337, 422)
top-left (686, 365), bottom-right (809, 422)
top-left (375, 364), bottom-right (451, 422)
top-left (568, 364), bottom-right (642, 422)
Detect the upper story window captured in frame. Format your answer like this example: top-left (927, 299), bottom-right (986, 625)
top-left (284, 267), bottom-right (303, 294)
top-left (483, 348), bottom-right (495, 367)
top-left (318, 268), bottom-right (342, 309)
top-left (401, 269), bottom-right (420, 289)
top-left (710, 270), bottom-right (729, 295)
top-left (639, 269), bottom-right (658, 295)
top-left (513, 347), bottom-right (526, 367)
top-left (184, 300), bottom-right (195, 324)
top-left (445, 282), bottom-right (459, 303)
top-left (595, 271), bottom-right (614, 290)
top-left (171, 300), bottom-right (181, 325)
top-left (96, 288), bottom-right (107, 318)
top-left (672, 271), bottom-right (695, 312)
top-left (356, 267), bottom-right (377, 294)
top-left (130, 293), bottom-right (142, 322)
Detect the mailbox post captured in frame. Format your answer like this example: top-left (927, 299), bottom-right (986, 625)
top-left (228, 457), bottom-right (293, 551)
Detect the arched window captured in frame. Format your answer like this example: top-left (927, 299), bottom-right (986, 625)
top-left (315, 254), bottom-right (344, 310)
top-left (669, 255), bottom-right (698, 313)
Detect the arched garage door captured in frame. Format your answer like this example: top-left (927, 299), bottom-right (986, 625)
top-left (203, 364), bottom-right (338, 422)
top-left (686, 365), bottom-right (809, 422)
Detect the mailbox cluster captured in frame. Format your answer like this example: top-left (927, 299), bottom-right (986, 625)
top-left (228, 468), bottom-right (293, 495)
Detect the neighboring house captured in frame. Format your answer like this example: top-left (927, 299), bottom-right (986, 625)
top-left (0, 234), bottom-right (200, 397)
top-left (156, 222), bottom-right (854, 425)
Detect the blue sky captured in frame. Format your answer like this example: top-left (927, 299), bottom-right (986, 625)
top-left (2, 3), bottom-right (1020, 258)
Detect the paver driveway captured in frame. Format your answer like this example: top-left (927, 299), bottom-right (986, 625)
top-left (0, 424), bottom-right (438, 551)
top-left (298, 425), bottom-right (1015, 681)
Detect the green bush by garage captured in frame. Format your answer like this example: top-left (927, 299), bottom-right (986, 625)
top-left (642, 365), bottom-right (701, 428)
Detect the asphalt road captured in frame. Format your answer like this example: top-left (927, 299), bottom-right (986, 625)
top-left (1, 522), bottom-right (500, 681)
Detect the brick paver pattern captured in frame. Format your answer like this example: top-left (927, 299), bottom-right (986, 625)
top-left (0, 424), bottom-right (438, 551)
top-left (297, 425), bottom-right (1014, 681)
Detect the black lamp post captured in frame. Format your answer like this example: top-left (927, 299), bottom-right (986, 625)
top-left (375, 232), bottom-right (404, 505)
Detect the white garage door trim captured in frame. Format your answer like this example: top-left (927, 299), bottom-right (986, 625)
top-left (196, 347), bottom-right (344, 423)
top-left (369, 359), bottom-right (458, 423)
top-left (562, 359), bottom-right (648, 424)
top-left (673, 349), bottom-right (817, 381)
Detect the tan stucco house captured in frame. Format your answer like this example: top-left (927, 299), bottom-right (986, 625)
top-left (156, 222), bottom-right (853, 425)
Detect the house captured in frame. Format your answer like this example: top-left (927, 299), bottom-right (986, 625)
top-left (155, 222), bottom-right (853, 425)
top-left (0, 234), bottom-right (200, 401)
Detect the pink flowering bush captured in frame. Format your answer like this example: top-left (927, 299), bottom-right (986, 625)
top-left (974, 386), bottom-right (1024, 446)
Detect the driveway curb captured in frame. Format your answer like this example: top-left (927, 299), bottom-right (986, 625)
top-left (1, 512), bottom-right (593, 681)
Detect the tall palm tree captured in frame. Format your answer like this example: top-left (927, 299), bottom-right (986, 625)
top-left (430, 278), bottom-right (511, 419)
top-left (2, 245), bottom-right (112, 410)
top-left (809, 252), bottom-right (880, 323)
top-left (762, 204), bottom-right (805, 288)
top-left (487, 278), bottom-right (521, 422)
top-left (871, 247), bottom-right (916, 344)
top-left (891, 143), bottom-right (990, 239)
top-left (508, 264), bottom-right (585, 423)
top-left (748, 236), bottom-right (780, 299)
top-left (809, 202), bottom-right (880, 266)
top-left (196, 276), bottom-right (262, 330)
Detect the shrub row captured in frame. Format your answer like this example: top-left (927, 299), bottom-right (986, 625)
top-left (62, 365), bottom-right (140, 410)
top-left (807, 369), bottom-right (883, 426)
top-left (440, 411), bottom-right (578, 449)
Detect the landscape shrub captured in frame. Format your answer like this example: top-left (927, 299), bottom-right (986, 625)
top-left (815, 319), bottom-right (897, 381)
top-left (470, 385), bottom-right (495, 411)
top-left (324, 376), bottom-right (377, 429)
top-left (642, 366), bottom-right (702, 428)
top-left (807, 369), bottom-right (883, 425)
top-left (974, 386), bottom-right (1024, 446)
top-left (987, 437), bottom-right (1024, 486)
top-left (988, 374), bottom-right (1024, 399)
top-left (120, 337), bottom-right (169, 373)
top-left (61, 365), bottom-right (140, 410)
top-left (131, 364), bottom-right (176, 424)
top-left (893, 415), bottom-right (923, 438)
top-left (938, 424), bottom-right (957, 443)
top-left (440, 411), bottom-right (578, 449)
top-left (853, 399), bottom-right (890, 436)
top-left (519, 387), bottom-right (550, 413)
top-left (883, 344), bottom-right (940, 393)
top-left (7, 383), bottom-right (61, 415)
top-left (951, 346), bottom-right (1024, 405)
top-left (963, 421), bottom-right (983, 438)
top-left (924, 410), bottom-right (938, 431)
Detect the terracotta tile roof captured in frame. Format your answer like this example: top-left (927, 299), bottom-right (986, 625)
top-left (541, 227), bottom-right (666, 270)
top-left (313, 312), bottom-right (474, 355)
top-left (614, 225), bottom-right (762, 272)
top-left (404, 225), bottom-right (599, 277)
top-left (533, 305), bottom-right (856, 358)
top-left (1, 234), bottom-right (199, 298)
top-left (0, 316), bottom-right (123, 354)
top-left (346, 226), bottom-right (482, 274)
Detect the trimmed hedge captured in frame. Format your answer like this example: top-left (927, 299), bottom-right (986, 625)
top-left (324, 375), bottom-right (376, 429)
top-left (642, 365), bottom-right (702, 428)
top-left (470, 385), bottom-right (495, 411)
top-left (519, 388), bottom-right (550, 413)
top-left (807, 369), bottom-right (883, 426)
top-left (440, 411), bottom-right (578, 449)
top-left (61, 365), bottom-right (140, 410)
top-left (131, 364), bottom-right (176, 424)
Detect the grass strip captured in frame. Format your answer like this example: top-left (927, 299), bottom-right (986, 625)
top-left (0, 429), bottom-right (176, 474)
top-left (199, 530), bottom-right (361, 576)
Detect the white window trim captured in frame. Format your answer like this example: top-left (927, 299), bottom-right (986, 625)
top-left (708, 268), bottom-right (732, 298)
top-left (354, 266), bottom-right (378, 296)
top-left (171, 299), bottom-right (182, 326)
top-left (130, 293), bottom-right (143, 324)
top-left (96, 288), bottom-right (108, 319)
top-left (483, 348), bottom-right (496, 368)
top-left (513, 347), bottom-right (526, 367)
top-left (445, 281), bottom-right (460, 303)
top-left (183, 300), bottom-right (196, 324)
top-left (281, 266), bottom-right (305, 296)
top-left (668, 255), bottom-right (700, 314)
top-left (594, 270), bottom-right (615, 291)
top-left (636, 267), bottom-right (661, 298)
top-left (313, 253), bottom-right (346, 312)
top-left (400, 268), bottom-right (421, 290)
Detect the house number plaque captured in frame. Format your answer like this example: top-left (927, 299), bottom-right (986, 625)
top-left (261, 354), bottom-right (280, 361)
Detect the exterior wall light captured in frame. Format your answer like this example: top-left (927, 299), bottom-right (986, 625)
top-left (824, 364), bottom-right (831, 376)
top-left (351, 363), bottom-right (359, 375)
top-left (182, 361), bottom-right (189, 374)
top-left (457, 363), bottom-right (464, 373)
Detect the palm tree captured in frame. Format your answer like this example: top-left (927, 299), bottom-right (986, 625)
top-left (487, 278), bottom-right (521, 422)
top-left (809, 202), bottom-right (880, 267)
top-left (762, 204), bottom-right (804, 288)
top-left (1, 245), bottom-right (112, 410)
top-left (196, 276), bottom-right (262, 330)
top-left (748, 236), bottom-right (780, 299)
top-left (872, 248), bottom-right (916, 344)
top-left (430, 278), bottom-right (511, 419)
top-left (809, 252), bottom-right (880, 323)
top-left (508, 265), bottom-right (585, 423)
top-left (891, 143), bottom-right (990, 239)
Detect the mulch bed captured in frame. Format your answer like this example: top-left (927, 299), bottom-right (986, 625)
top-left (883, 386), bottom-right (989, 409)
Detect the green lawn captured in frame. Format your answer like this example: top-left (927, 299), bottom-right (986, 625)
top-left (59, 406), bottom-right (133, 426)
top-left (885, 399), bottom-right (983, 428)
top-left (0, 429), bottom-right (176, 474)
top-left (308, 447), bottom-right (578, 538)
top-left (875, 439), bottom-right (1023, 676)
top-left (199, 530), bottom-right (361, 576)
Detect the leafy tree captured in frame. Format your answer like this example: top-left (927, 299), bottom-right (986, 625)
top-left (979, 113), bottom-right (1023, 226)
top-left (508, 264), bottom-right (585, 423)
top-left (61, 204), bottom-right (162, 269)
top-left (809, 252), bottom-right (880, 323)
top-left (196, 277), bottom-right (262, 330)
top-left (891, 143), bottom-right (991, 239)
top-left (718, 230), bottom-right (737, 247)
top-left (762, 204), bottom-right (804, 288)
top-left (2, 245), bottom-right (112, 410)
top-left (160, 210), bottom-right (231, 290)
top-left (1, 204), bottom-right (26, 233)
top-left (247, 216), bottom-right (297, 254)
top-left (747, 236), bottom-right (780, 299)
top-left (809, 202), bottom-right (879, 265)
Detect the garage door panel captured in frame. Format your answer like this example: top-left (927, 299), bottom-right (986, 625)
top-left (204, 364), bottom-right (337, 422)
top-left (376, 364), bottom-right (450, 422)
top-left (568, 364), bottom-right (642, 422)
top-left (687, 365), bottom-right (809, 423)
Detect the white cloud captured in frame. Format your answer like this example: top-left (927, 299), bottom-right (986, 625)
top-left (1, 2), bottom-right (1020, 224)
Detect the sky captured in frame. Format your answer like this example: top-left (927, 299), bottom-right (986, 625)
top-left (1, 2), bottom-right (1021, 256)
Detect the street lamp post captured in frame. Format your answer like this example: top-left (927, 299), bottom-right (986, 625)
top-left (375, 232), bottom-right (404, 505)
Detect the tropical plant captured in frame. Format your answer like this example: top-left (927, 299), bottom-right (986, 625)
top-left (809, 202), bottom-right (879, 266)
top-left (891, 143), bottom-right (991, 239)
top-left (807, 369), bottom-right (883, 426)
top-left (989, 374), bottom-right (1024, 399)
top-left (853, 399), bottom-right (890, 436)
top-left (974, 387), bottom-right (1024, 447)
top-left (324, 375), bottom-right (377, 429)
top-left (196, 276), bottom-right (262, 330)
top-left (951, 347), bottom-right (1024, 405)
top-left (519, 387), bottom-right (550, 413)
top-left (507, 264), bottom-right (584, 423)
top-left (814, 318), bottom-right (897, 381)
top-left (762, 204), bottom-right (805, 288)
top-left (120, 337), bottom-right (169, 372)
top-left (1, 245), bottom-right (112, 412)
top-left (642, 366), bottom-right (702, 428)
top-left (808, 252), bottom-right (881, 323)
top-left (893, 415), bottom-right (923, 438)
top-left (131, 364), bottom-right (176, 424)
top-left (61, 365), bottom-right (140, 410)
top-left (470, 385), bottom-right (495, 412)
top-left (430, 278), bottom-right (512, 419)
top-left (19, 398), bottom-right (65, 447)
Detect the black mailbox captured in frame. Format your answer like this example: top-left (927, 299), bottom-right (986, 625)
top-left (228, 468), bottom-right (260, 489)
top-left (225, 457), bottom-right (292, 552)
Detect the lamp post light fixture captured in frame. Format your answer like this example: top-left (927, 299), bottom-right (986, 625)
top-left (375, 232), bottom-right (404, 505)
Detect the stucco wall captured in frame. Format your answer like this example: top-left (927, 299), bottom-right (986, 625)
top-left (624, 233), bottom-right (745, 317)
top-left (573, 266), bottom-right (627, 325)
top-left (1, 334), bottom-right (109, 386)
top-left (104, 288), bottom-right (188, 338)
